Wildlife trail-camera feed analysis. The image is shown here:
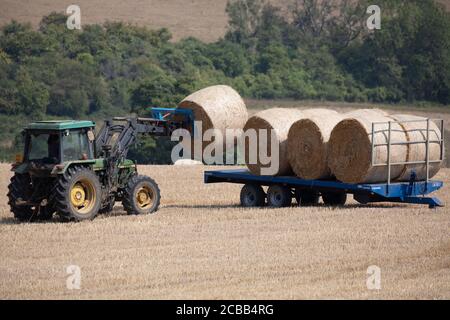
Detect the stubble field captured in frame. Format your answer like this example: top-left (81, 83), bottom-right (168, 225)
top-left (0, 163), bottom-right (449, 299)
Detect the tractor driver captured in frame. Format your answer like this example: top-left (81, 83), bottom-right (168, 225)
top-left (47, 133), bottom-right (60, 162)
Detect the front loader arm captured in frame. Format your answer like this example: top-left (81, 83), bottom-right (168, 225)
top-left (95, 111), bottom-right (194, 192)
top-left (95, 108), bottom-right (194, 192)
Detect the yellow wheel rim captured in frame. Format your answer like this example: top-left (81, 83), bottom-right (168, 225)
top-left (70, 179), bottom-right (96, 215)
top-left (136, 186), bottom-right (154, 209)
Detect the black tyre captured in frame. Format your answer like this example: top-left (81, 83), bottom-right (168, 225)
top-left (240, 184), bottom-right (266, 207)
top-left (7, 174), bottom-right (36, 221)
top-left (322, 191), bottom-right (347, 206)
top-left (122, 175), bottom-right (161, 215)
top-left (8, 174), bottom-right (55, 222)
top-left (295, 189), bottom-right (320, 206)
top-left (354, 194), bottom-right (370, 205)
top-left (267, 185), bottom-right (292, 208)
top-left (53, 166), bottom-right (102, 221)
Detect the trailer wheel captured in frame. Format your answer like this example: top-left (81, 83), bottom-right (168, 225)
top-left (240, 184), bottom-right (265, 207)
top-left (267, 185), bottom-right (292, 208)
top-left (322, 191), bottom-right (347, 206)
top-left (123, 175), bottom-right (161, 215)
top-left (295, 189), bottom-right (320, 206)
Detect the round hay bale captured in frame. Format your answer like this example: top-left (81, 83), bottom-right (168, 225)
top-left (173, 159), bottom-right (203, 166)
top-left (391, 114), bottom-right (442, 181)
top-left (328, 110), bottom-right (408, 183)
top-left (178, 85), bottom-right (248, 157)
top-left (243, 108), bottom-right (306, 176)
top-left (288, 110), bottom-right (343, 180)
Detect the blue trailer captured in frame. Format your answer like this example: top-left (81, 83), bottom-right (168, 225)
top-left (204, 118), bottom-right (445, 209)
top-left (204, 169), bottom-right (443, 208)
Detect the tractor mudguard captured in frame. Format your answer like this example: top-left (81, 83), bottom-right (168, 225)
top-left (53, 160), bottom-right (99, 175)
top-left (11, 162), bottom-right (29, 174)
top-left (54, 158), bottom-right (135, 175)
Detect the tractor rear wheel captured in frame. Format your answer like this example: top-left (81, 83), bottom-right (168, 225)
top-left (8, 174), bottom-right (36, 222)
top-left (122, 175), bottom-right (161, 215)
top-left (7, 174), bottom-right (55, 222)
top-left (53, 166), bottom-right (102, 221)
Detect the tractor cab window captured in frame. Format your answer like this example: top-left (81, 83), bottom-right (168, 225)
top-left (27, 133), bottom-right (61, 164)
top-left (62, 130), bottom-right (91, 161)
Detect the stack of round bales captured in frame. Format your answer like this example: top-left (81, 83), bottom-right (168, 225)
top-left (390, 114), bottom-right (442, 181)
top-left (243, 108), bottom-right (331, 176)
top-left (328, 109), bottom-right (409, 183)
top-left (328, 109), bottom-right (443, 183)
top-left (287, 109), bottom-right (343, 180)
top-left (177, 85), bottom-right (248, 159)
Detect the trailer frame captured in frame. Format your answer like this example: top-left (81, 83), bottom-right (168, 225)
top-left (204, 170), bottom-right (443, 208)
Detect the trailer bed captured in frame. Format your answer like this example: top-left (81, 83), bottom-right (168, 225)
top-left (204, 169), bottom-right (444, 208)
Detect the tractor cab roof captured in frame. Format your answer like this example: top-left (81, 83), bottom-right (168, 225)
top-left (26, 120), bottom-right (95, 131)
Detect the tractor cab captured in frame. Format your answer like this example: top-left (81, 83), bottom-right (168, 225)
top-left (17, 120), bottom-right (96, 173)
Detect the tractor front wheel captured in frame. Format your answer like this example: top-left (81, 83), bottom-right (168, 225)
top-left (53, 166), bottom-right (102, 221)
top-left (122, 175), bottom-right (161, 215)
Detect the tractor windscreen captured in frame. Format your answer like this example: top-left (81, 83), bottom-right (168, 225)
top-left (62, 130), bottom-right (91, 161)
top-left (26, 132), bottom-right (61, 164)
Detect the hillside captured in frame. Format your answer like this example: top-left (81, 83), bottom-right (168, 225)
top-left (1, 0), bottom-right (449, 42)
top-left (0, 0), bottom-right (231, 42)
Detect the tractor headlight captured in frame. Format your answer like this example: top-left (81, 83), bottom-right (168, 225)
top-left (15, 154), bottom-right (23, 164)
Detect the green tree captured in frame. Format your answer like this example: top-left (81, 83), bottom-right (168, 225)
top-left (225, 0), bottom-right (266, 48)
top-left (0, 21), bottom-right (52, 61)
top-left (15, 68), bottom-right (49, 116)
top-left (130, 74), bottom-right (178, 112)
top-left (47, 59), bottom-right (110, 117)
top-left (339, 0), bottom-right (450, 103)
top-left (208, 41), bottom-right (250, 77)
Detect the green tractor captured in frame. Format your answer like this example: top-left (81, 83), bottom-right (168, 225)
top-left (8, 109), bottom-right (193, 222)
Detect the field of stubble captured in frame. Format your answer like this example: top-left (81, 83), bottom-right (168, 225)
top-left (0, 163), bottom-right (449, 300)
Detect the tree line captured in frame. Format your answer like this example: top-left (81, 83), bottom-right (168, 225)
top-left (0, 0), bottom-right (449, 162)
